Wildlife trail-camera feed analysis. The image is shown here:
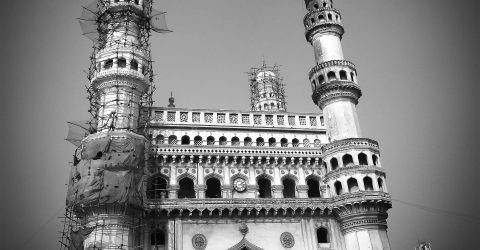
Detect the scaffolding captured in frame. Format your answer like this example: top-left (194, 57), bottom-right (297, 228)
top-left (248, 61), bottom-right (287, 112)
top-left (60, 1), bottom-right (170, 249)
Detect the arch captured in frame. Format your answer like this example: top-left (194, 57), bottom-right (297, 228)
top-left (181, 135), bottom-right (190, 145)
top-left (307, 178), bottom-right (321, 198)
top-left (257, 176), bottom-right (272, 198)
top-left (146, 175), bottom-right (168, 199)
top-left (314, 139), bottom-right (321, 148)
top-left (327, 71), bottom-right (336, 81)
top-left (317, 227), bottom-right (329, 243)
top-left (311, 17), bottom-right (315, 24)
top-left (318, 75), bottom-right (325, 84)
top-left (270, 103), bottom-right (275, 109)
top-left (150, 228), bottom-right (166, 246)
top-left (268, 137), bottom-right (276, 147)
top-left (205, 178), bottom-right (222, 198)
top-left (168, 135), bottom-right (177, 145)
top-left (292, 138), bottom-right (300, 147)
top-left (372, 155), bottom-right (379, 166)
top-left (339, 70), bottom-right (348, 80)
top-left (264, 103), bottom-right (268, 110)
top-left (364, 176), bottom-right (374, 191)
top-left (244, 137), bottom-right (252, 146)
top-left (378, 178), bottom-right (384, 192)
top-left (130, 59), bottom-right (138, 70)
top-left (334, 181), bottom-right (343, 195)
top-left (256, 137), bottom-right (265, 147)
top-left (104, 59), bottom-right (113, 69)
top-left (231, 136), bottom-right (240, 146)
top-left (330, 157), bottom-right (339, 170)
top-left (303, 138), bottom-right (310, 147)
top-left (219, 136), bottom-right (227, 145)
top-left (319, 15), bottom-right (325, 21)
top-left (347, 178), bottom-right (359, 192)
top-left (155, 135), bottom-right (164, 144)
top-left (358, 153), bottom-right (368, 165)
top-left (194, 135), bottom-right (203, 146)
top-left (328, 13), bottom-right (333, 20)
top-left (178, 177), bottom-right (195, 198)
top-left (342, 154), bottom-right (354, 167)
top-left (314, 3), bottom-right (319, 9)
top-left (323, 2), bottom-right (327, 7)
top-left (207, 136), bottom-right (215, 145)
top-left (280, 138), bottom-right (288, 147)
top-left (117, 57), bottom-right (127, 68)
top-left (282, 178), bottom-right (296, 198)
top-left (350, 72), bottom-right (355, 82)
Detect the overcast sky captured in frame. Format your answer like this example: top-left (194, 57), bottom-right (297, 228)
top-left (2, 0), bottom-right (479, 249)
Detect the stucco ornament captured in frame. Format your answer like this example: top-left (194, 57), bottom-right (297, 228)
top-left (192, 234), bottom-right (207, 250)
top-left (239, 223), bottom-right (249, 236)
top-left (280, 232), bottom-right (295, 248)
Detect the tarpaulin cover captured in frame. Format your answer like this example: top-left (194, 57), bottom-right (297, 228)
top-left (70, 227), bottom-right (95, 250)
top-left (66, 121), bottom-right (91, 147)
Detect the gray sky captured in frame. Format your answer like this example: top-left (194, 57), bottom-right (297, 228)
top-left (2, 0), bottom-right (479, 249)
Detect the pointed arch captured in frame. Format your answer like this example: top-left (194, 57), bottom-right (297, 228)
top-left (227, 238), bottom-right (264, 250)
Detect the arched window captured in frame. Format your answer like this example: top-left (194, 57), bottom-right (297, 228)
top-left (231, 137), bottom-right (240, 146)
top-left (378, 178), bottom-right (384, 192)
top-left (347, 178), bottom-right (359, 192)
top-left (303, 139), bottom-right (311, 147)
top-left (307, 178), bottom-right (321, 198)
top-left (104, 59), bottom-right (113, 69)
top-left (311, 18), bottom-right (315, 24)
top-left (339, 70), bottom-right (347, 80)
top-left (205, 178), bottom-right (221, 198)
top-left (327, 71), bottom-right (336, 81)
top-left (334, 181), bottom-right (343, 195)
top-left (168, 135), bottom-right (177, 145)
top-left (244, 137), bottom-right (252, 146)
top-left (117, 57), bottom-right (127, 68)
top-left (328, 13), bottom-right (333, 20)
top-left (146, 175), bottom-right (168, 199)
top-left (219, 136), bottom-right (227, 145)
top-left (317, 227), bottom-right (329, 243)
top-left (292, 138), bottom-right (300, 147)
top-left (342, 154), bottom-right (354, 167)
top-left (330, 157), bottom-right (339, 170)
top-left (372, 155), bottom-right (379, 166)
top-left (268, 137), bottom-right (276, 147)
top-left (178, 178), bottom-right (195, 198)
top-left (156, 135), bottom-right (164, 144)
top-left (256, 137), bottom-right (265, 147)
top-left (350, 72), bottom-right (356, 82)
top-left (282, 178), bottom-right (296, 198)
top-left (358, 153), bottom-right (368, 165)
top-left (314, 139), bottom-right (321, 148)
top-left (257, 176), bottom-right (272, 198)
top-left (207, 136), bottom-right (215, 145)
top-left (264, 103), bottom-right (268, 110)
top-left (319, 15), bottom-right (325, 21)
top-left (314, 3), bottom-right (319, 9)
top-left (194, 136), bottom-right (203, 146)
top-left (280, 138), bottom-right (288, 147)
top-left (181, 135), bottom-right (190, 145)
top-left (323, 2), bottom-right (327, 7)
top-left (364, 176), bottom-right (374, 191)
top-left (318, 75), bottom-right (325, 84)
top-left (150, 229), bottom-right (165, 246)
top-left (130, 59), bottom-right (138, 70)
top-left (270, 103), bottom-right (275, 109)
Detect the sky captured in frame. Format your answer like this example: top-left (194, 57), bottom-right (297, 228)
top-left (2, 0), bottom-right (479, 249)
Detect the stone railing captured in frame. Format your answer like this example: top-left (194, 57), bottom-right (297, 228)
top-left (92, 68), bottom-right (146, 82)
top-left (149, 108), bottom-right (326, 130)
top-left (321, 138), bottom-right (379, 156)
top-left (324, 165), bottom-right (385, 182)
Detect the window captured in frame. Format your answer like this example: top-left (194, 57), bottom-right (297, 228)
top-left (303, 139), bottom-right (310, 147)
top-left (254, 115), bottom-right (262, 125)
top-left (242, 114), bottom-right (250, 124)
top-left (342, 154), bottom-right (354, 167)
top-left (318, 75), bottom-right (325, 84)
top-left (205, 113), bottom-right (213, 123)
top-left (150, 229), bottom-right (165, 246)
top-left (219, 136), bottom-right (227, 145)
top-left (288, 116), bottom-right (296, 126)
top-left (327, 71), bottom-right (336, 81)
top-left (146, 175), bottom-right (168, 199)
top-left (207, 136), bottom-right (215, 145)
top-left (268, 137), bottom-right (276, 147)
top-left (351, 72), bottom-right (355, 82)
top-left (156, 135), bottom-right (164, 144)
top-left (232, 137), bottom-right (240, 146)
top-left (358, 153), bottom-right (368, 165)
top-left (378, 178), bottom-right (384, 192)
top-left (310, 116), bottom-right (317, 126)
top-left (314, 139), bottom-right (321, 148)
top-left (317, 228), bottom-right (329, 244)
top-left (340, 70), bottom-right (348, 80)
top-left (334, 181), bottom-right (343, 195)
top-left (178, 178), bottom-right (195, 198)
top-left (277, 115), bottom-right (285, 125)
top-left (282, 178), bottom-right (296, 198)
top-left (205, 178), bottom-right (222, 198)
top-left (280, 138), bottom-right (288, 147)
top-left (181, 135), bottom-right (190, 145)
top-left (299, 116), bottom-right (307, 126)
top-left (130, 59), bottom-right (138, 70)
top-left (217, 113), bottom-right (226, 123)
top-left (266, 115), bottom-right (274, 125)
top-left (180, 112), bottom-right (188, 122)
top-left (330, 157), bottom-right (338, 170)
top-left (117, 57), bottom-right (127, 68)
top-left (192, 112), bottom-right (200, 123)
top-left (244, 137), bottom-right (252, 146)
top-left (194, 136), bottom-right (203, 146)
top-left (256, 137), bottom-right (265, 147)
top-left (364, 176), bottom-right (374, 191)
top-left (372, 155), bottom-right (379, 166)
top-left (104, 59), bottom-right (113, 69)
top-left (257, 177), bottom-right (272, 198)
top-left (347, 178), bottom-right (359, 192)
top-left (292, 138), bottom-right (300, 147)
top-left (229, 113), bottom-right (238, 124)
top-left (167, 112), bottom-right (175, 122)
top-left (168, 135), bottom-right (177, 145)
top-left (307, 178), bottom-right (321, 198)
top-left (320, 116), bottom-right (325, 126)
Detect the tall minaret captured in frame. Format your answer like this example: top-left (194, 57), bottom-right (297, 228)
top-left (302, 1), bottom-right (391, 249)
top-left (248, 62), bottom-right (287, 112)
top-left (63, 0), bottom-right (168, 249)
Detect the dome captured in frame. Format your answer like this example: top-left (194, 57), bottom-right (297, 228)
top-left (256, 70), bottom-right (276, 82)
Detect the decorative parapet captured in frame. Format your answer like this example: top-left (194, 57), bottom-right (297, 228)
top-left (311, 80), bottom-right (362, 108)
top-left (91, 68), bottom-right (148, 84)
top-left (321, 138), bottom-right (379, 156)
top-left (323, 165), bottom-right (385, 182)
top-left (144, 191), bottom-right (390, 218)
top-left (309, 60), bottom-right (356, 80)
top-left (304, 8), bottom-right (344, 43)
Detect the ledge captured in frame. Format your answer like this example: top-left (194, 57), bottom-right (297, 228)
top-left (321, 138), bottom-right (379, 156)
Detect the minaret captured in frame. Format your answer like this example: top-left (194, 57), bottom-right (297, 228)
top-left (248, 62), bottom-right (287, 112)
top-left (302, 1), bottom-right (392, 249)
top-left (63, 0), bottom-right (169, 249)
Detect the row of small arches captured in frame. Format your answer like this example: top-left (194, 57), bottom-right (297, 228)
top-left (256, 102), bottom-right (282, 111)
top-left (311, 69), bottom-right (357, 90)
top-left (307, 12), bottom-right (340, 27)
top-left (111, 0), bottom-right (140, 5)
top-left (154, 135), bottom-right (322, 148)
top-left (307, 0), bottom-right (332, 11)
top-left (97, 57), bottom-right (148, 74)
top-left (330, 176), bottom-right (385, 196)
top-left (329, 152), bottom-right (379, 171)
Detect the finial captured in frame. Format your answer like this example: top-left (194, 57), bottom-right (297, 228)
top-left (168, 92), bottom-right (175, 107)
top-left (238, 222), bottom-right (249, 238)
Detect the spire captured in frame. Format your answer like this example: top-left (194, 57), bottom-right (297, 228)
top-left (248, 61), bottom-right (287, 112)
